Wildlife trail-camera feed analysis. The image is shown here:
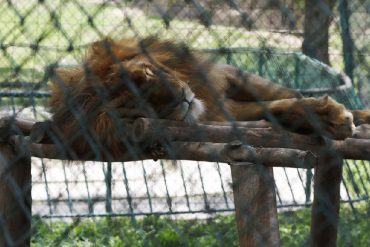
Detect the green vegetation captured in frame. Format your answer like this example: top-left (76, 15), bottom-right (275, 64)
top-left (32, 204), bottom-right (369, 247)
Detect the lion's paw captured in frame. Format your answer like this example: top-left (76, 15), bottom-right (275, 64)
top-left (301, 96), bottom-right (355, 140)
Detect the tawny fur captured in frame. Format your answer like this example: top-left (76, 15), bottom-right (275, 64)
top-left (49, 37), bottom-right (370, 159)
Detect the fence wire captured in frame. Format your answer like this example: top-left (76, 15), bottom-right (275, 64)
top-left (0, 0), bottom-right (369, 246)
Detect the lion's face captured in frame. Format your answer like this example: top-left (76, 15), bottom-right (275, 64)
top-left (111, 56), bottom-right (205, 122)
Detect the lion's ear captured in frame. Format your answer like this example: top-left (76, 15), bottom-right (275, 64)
top-left (320, 95), bottom-right (330, 104)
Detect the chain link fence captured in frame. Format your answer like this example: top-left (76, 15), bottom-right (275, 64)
top-left (0, 0), bottom-right (369, 246)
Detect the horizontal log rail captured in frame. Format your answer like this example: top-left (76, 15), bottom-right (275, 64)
top-left (131, 118), bottom-right (370, 160)
top-left (1, 117), bottom-right (370, 163)
top-left (10, 136), bottom-right (317, 168)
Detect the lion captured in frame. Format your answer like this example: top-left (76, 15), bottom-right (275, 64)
top-left (49, 37), bottom-right (370, 158)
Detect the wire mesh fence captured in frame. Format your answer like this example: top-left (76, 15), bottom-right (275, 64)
top-left (0, 0), bottom-right (369, 246)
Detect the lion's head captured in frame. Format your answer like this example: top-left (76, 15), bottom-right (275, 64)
top-left (50, 37), bottom-right (206, 128)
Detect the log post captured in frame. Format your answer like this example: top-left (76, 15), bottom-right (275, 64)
top-left (310, 154), bottom-right (342, 247)
top-left (0, 143), bottom-right (31, 247)
top-left (231, 164), bottom-right (280, 247)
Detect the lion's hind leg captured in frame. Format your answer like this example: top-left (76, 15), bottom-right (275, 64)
top-left (221, 64), bottom-right (303, 102)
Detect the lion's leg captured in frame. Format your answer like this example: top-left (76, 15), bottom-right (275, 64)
top-left (227, 96), bottom-right (354, 140)
top-left (219, 64), bottom-right (303, 101)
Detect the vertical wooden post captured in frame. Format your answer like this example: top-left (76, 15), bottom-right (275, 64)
top-left (0, 143), bottom-right (31, 247)
top-left (231, 164), bottom-right (280, 247)
top-left (310, 155), bottom-right (342, 247)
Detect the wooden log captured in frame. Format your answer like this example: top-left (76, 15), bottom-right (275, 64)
top-left (0, 117), bottom-right (35, 142)
top-left (310, 154), bottom-right (342, 247)
top-left (11, 136), bottom-right (60, 159)
top-left (231, 165), bottom-right (280, 247)
top-left (30, 121), bottom-right (54, 143)
top-left (0, 142), bottom-right (31, 246)
top-left (133, 117), bottom-right (272, 128)
top-left (7, 117), bottom-right (370, 161)
top-left (12, 133), bottom-right (370, 163)
top-left (11, 136), bottom-right (317, 168)
top-left (333, 138), bottom-right (370, 160)
top-left (132, 118), bottom-right (272, 143)
top-left (169, 141), bottom-right (317, 168)
top-left (132, 118), bottom-right (370, 160)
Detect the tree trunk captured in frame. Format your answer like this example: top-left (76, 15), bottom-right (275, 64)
top-left (302, 0), bottom-right (336, 64)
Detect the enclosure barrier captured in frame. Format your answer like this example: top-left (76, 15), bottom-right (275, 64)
top-left (0, 116), bottom-right (369, 247)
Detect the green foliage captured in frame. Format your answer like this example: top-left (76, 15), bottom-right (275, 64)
top-left (32, 204), bottom-right (369, 247)
top-left (338, 204), bottom-right (370, 246)
top-left (31, 215), bottom-right (239, 247)
top-left (278, 203), bottom-right (370, 247)
top-left (278, 209), bottom-right (311, 246)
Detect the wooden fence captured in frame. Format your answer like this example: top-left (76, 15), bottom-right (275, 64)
top-left (0, 117), bottom-right (369, 246)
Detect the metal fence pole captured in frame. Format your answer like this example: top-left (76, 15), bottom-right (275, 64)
top-left (231, 164), bottom-right (280, 247)
top-left (0, 143), bottom-right (31, 247)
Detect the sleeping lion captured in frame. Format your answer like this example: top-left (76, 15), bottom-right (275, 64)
top-left (49, 37), bottom-right (370, 158)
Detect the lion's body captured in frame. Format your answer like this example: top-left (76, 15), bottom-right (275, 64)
top-left (49, 37), bottom-right (370, 158)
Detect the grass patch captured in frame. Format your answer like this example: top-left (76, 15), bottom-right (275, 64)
top-left (32, 204), bottom-right (369, 247)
